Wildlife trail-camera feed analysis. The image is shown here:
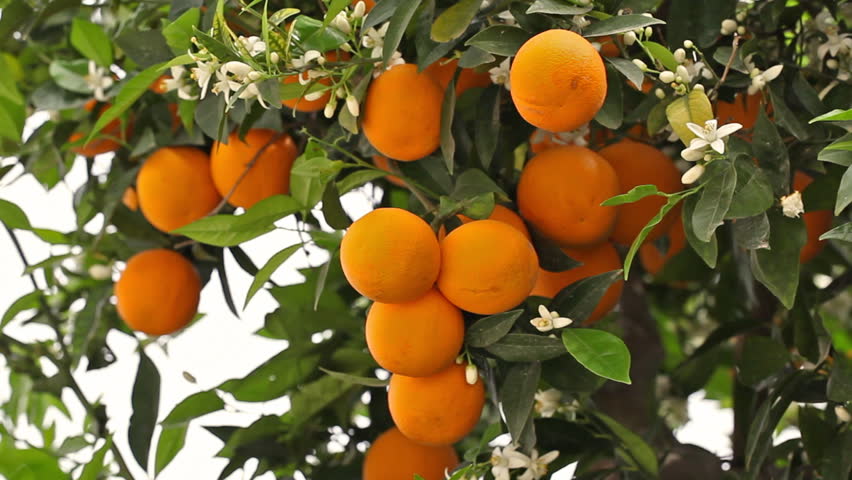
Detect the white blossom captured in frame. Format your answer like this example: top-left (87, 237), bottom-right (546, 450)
top-left (530, 305), bottom-right (572, 333)
top-left (676, 65), bottom-right (691, 83)
top-left (573, 15), bottom-right (590, 29)
top-left (490, 446), bottom-right (529, 480)
top-left (362, 22), bottom-right (390, 58)
top-left (747, 64), bottom-right (783, 95)
top-left (780, 191), bottom-right (804, 218)
top-left (674, 48), bottom-right (687, 64)
top-left (163, 66), bottom-right (198, 100)
top-left (836, 406), bottom-right (851, 423)
top-left (659, 70), bottom-right (676, 83)
top-left (531, 125), bottom-right (590, 148)
top-left (352, 1), bottom-right (366, 19)
top-left (623, 31), bottom-right (637, 45)
top-left (818, 29), bottom-right (852, 60)
top-left (331, 11), bottom-right (352, 35)
top-left (518, 449), bottom-right (560, 480)
top-left (84, 61), bottom-right (114, 102)
top-left (681, 163), bottom-right (705, 184)
top-left (489, 57), bottom-right (511, 90)
top-left (192, 59), bottom-right (219, 99)
top-left (534, 389), bottom-right (562, 418)
top-left (88, 264), bottom-right (112, 280)
top-left (465, 363), bottom-right (479, 385)
top-left (681, 119), bottom-right (743, 158)
top-left (720, 18), bottom-right (738, 35)
top-left (236, 35), bottom-right (266, 56)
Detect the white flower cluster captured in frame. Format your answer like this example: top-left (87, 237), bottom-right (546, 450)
top-left (811, 10), bottom-right (852, 81)
top-left (680, 119), bottom-right (742, 184)
top-left (361, 22), bottom-right (405, 75)
top-left (489, 445), bottom-right (560, 480)
top-left (184, 35), bottom-right (270, 110)
top-left (530, 305), bottom-right (573, 333)
top-left (84, 60), bottom-right (114, 102)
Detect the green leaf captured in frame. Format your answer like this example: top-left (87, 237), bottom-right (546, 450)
top-left (726, 159), bottom-right (774, 219)
top-left (530, 228), bottom-right (582, 272)
top-left (828, 355), bottom-right (852, 403)
top-left (321, 182), bottom-right (351, 229)
top-left (594, 412), bottom-right (658, 476)
top-left (799, 406), bottom-right (832, 467)
top-left (768, 83), bottom-right (810, 141)
top-left (290, 150), bottom-right (345, 210)
top-left (115, 30), bottom-right (173, 68)
top-left (810, 108), bottom-right (852, 123)
top-left (692, 160), bottom-right (737, 242)
top-left (666, 0), bottom-right (736, 48)
top-left (665, 89), bottom-right (713, 145)
top-left (752, 109), bottom-right (790, 197)
top-left (290, 16), bottom-right (348, 52)
top-left (244, 244), bottom-right (301, 308)
top-left (526, 0), bottom-right (591, 15)
top-left (595, 65), bottom-right (623, 129)
top-left (745, 371), bottom-right (809, 474)
top-left (499, 362), bottom-right (541, 443)
top-left (218, 346), bottom-right (320, 402)
top-left (643, 41), bottom-right (678, 71)
top-left (475, 86), bottom-right (501, 169)
top-left (161, 391), bottom-right (224, 428)
top-left (337, 169), bottom-right (389, 194)
top-left (431, 0), bottom-right (480, 42)
top-left (173, 195), bottom-right (302, 246)
top-left (583, 14), bottom-right (665, 38)
top-left (79, 437), bottom-right (111, 480)
top-left (1, 291), bottom-right (41, 328)
top-left (70, 18), bottom-right (113, 67)
top-left (382, 0), bottom-right (422, 65)
top-left (601, 184), bottom-right (662, 207)
top-left (835, 165), bottom-right (852, 215)
top-left (0, 442), bottom-right (66, 480)
top-left (623, 194), bottom-right (684, 278)
top-left (736, 336), bottom-right (789, 387)
top-left (550, 270), bottom-right (622, 323)
top-left (562, 329), bottom-right (631, 384)
top-left (750, 210), bottom-right (806, 309)
top-left (458, 46), bottom-right (496, 68)
top-left (732, 213), bottom-right (770, 250)
top-left (821, 429), bottom-right (852, 480)
top-left (0, 198), bottom-right (31, 229)
top-left (323, 0), bottom-right (351, 26)
top-left (605, 57), bottom-right (644, 91)
top-left (466, 309), bottom-right (523, 348)
top-left (363, 0), bottom-right (403, 30)
top-left (485, 334), bottom-right (566, 362)
top-left (440, 77), bottom-right (457, 175)
top-left (465, 26), bottom-right (532, 56)
top-left (89, 62), bottom-right (168, 142)
top-left (163, 8), bottom-right (201, 55)
top-left (129, 350), bottom-right (160, 473)
top-left (154, 426), bottom-right (187, 475)
top-left (820, 222), bottom-right (852, 243)
top-left (683, 193), bottom-right (718, 268)
top-left (319, 368), bottom-right (388, 387)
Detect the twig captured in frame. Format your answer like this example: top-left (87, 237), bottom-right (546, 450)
top-left (208, 132), bottom-right (287, 215)
top-left (712, 36), bottom-right (741, 96)
top-left (3, 225), bottom-right (136, 480)
top-left (385, 160), bottom-right (436, 212)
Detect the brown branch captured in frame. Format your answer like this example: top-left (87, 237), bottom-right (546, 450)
top-left (713, 36), bottom-right (741, 96)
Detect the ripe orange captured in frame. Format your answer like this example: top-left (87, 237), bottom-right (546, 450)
top-left (517, 145), bottom-right (620, 248)
top-left (341, 208), bottom-right (441, 303)
top-left (597, 140), bottom-right (683, 245)
top-left (136, 147), bottom-right (222, 233)
top-left (372, 155), bottom-right (406, 187)
top-left (437, 220), bottom-right (538, 315)
top-left (438, 204), bottom-right (531, 241)
top-left (361, 64), bottom-right (443, 161)
top-left (716, 92), bottom-right (762, 131)
top-left (639, 214), bottom-right (686, 275)
top-left (424, 58), bottom-right (491, 96)
top-left (510, 29), bottom-right (607, 132)
top-left (597, 35), bottom-right (621, 57)
top-left (362, 427), bottom-right (459, 480)
top-left (388, 363), bottom-right (485, 446)
top-left (210, 129), bottom-right (298, 209)
top-left (70, 100), bottom-right (131, 157)
top-left (352, 0), bottom-right (376, 11)
top-left (530, 242), bottom-right (624, 324)
top-left (115, 249), bottom-right (201, 336)
top-left (367, 289), bottom-right (464, 377)
top-left (794, 171), bottom-right (833, 263)
top-left (122, 186), bottom-right (139, 211)
top-left (149, 75), bottom-right (170, 94)
top-left (282, 51), bottom-right (347, 112)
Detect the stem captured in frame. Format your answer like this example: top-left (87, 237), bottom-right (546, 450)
top-left (3, 226), bottom-right (136, 480)
top-left (711, 36), bottom-right (741, 96)
top-left (209, 131), bottom-right (286, 215)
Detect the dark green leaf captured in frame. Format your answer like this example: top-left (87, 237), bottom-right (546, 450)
top-left (161, 391), bottom-right (224, 428)
top-left (382, 0), bottom-right (422, 65)
top-left (173, 195), bottom-right (302, 246)
top-left (550, 270), bottom-right (622, 323)
top-left (818, 134), bottom-right (852, 167)
top-left (562, 328), bottom-right (631, 384)
top-left (115, 30), bottom-right (173, 68)
top-left (219, 346), bottom-right (320, 402)
top-left (768, 83), bottom-right (810, 141)
top-left (154, 425), bottom-right (187, 476)
top-left (466, 309), bottom-right (523, 348)
top-left (799, 406), bottom-right (832, 467)
top-left (793, 302), bottom-right (831, 365)
top-left (499, 362), bottom-right (541, 442)
top-left (291, 16), bottom-right (348, 52)
top-left (337, 169), bottom-right (389, 194)
top-left (530, 228), bottom-right (582, 272)
top-left (89, 62), bottom-right (169, 142)
top-left (820, 429), bottom-right (852, 480)
top-left (583, 14), bottom-right (665, 38)
top-left (321, 182), bottom-right (351, 229)
top-left (594, 412), bottom-right (659, 476)
top-left (79, 437), bottom-right (111, 480)
top-left (624, 194), bottom-right (684, 278)
top-left (732, 213), bottom-right (770, 250)
top-left (485, 334), bottom-right (566, 362)
top-left (683, 194), bottom-right (718, 268)
top-left (665, 0), bottom-right (735, 48)
top-left (606, 57), bottom-right (645, 91)
top-left (835, 165), bottom-right (852, 215)
top-left (727, 159), bottom-right (774, 219)
top-left (319, 368), bottom-right (389, 387)
top-left (129, 350), bottom-right (161, 472)
top-left (475, 86), bottom-right (501, 169)
top-left (601, 184), bottom-right (662, 207)
top-left (163, 8), bottom-right (201, 55)
top-left (440, 77), bottom-right (457, 174)
top-left (820, 222), bottom-right (852, 242)
top-left (458, 46), bottom-right (496, 68)
top-left (828, 355), bottom-right (852, 403)
top-left (363, 0), bottom-right (403, 30)
top-left (750, 210), bottom-right (806, 309)
top-left (693, 160), bottom-right (737, 242)
top-left (465, 26), bottom-right (531, 56)
top-left (595, 65), bottom-right (623, 129)
top-left (736, 336), bottom-right (789, 387)
top-left (753, 109), bottom-right (790, 197)
top-left (1, 291), bottom-right (41, 328)
top-left (451, 168), bottom-right (508, 201)
top-left (70, 18), bottom-right (113, 67)
top-left (526, 0), bottom-right (591, 15)
top-left (245, 244), bottom-right (301, 308)
top-left (431, 0), bottom-right (480, 42)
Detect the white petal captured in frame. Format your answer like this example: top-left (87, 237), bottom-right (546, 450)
top-left (710, 138), bottom-right (725, 154)
top-left (538, 450), bottom-right (560, 464)
top-left (552, 317), bottom-right (573, 329)
top-left (688, 137), bottom-right (709, 149)
top-left (537, 304), bottom-right (550, 319)
top-left (716, 122), bottom-right (743, 137)
top-left (681, 148), bottom-right (705, 161)
top-left (685, 122), bottom-right (706, 138)
top-left (762, 64), bottom-right (783, 81)
top-left (530, 319), bottom-right (553, 332)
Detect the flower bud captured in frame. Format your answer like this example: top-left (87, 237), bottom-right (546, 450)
top-left (247, 71), bottom-right (261, 81)
top-left (465, 364), bottom-right (479, 385)
top-left (676, 65), bottom-right (691, 82)
top-left (683, 40), bottom-right (694, 49)
top-left (270, 52), bottom-right (280, 64)
top-left (346, 95), bottom-right (360, 117)
top-left (659, 70), bottom-right (676, 83)
top-left (655, 88), bottom-right (666, 99)
top-left (736, 11), bottom-right (746, 21)
top-left (827, 59), bottom-right (839, 69)
top-left (674, 48), bottom-right (686, 63)
top-left (693, 83), bottom-right (705, 92)
top-left (737, 26), bottom-right (746, 35)
top-left (352, 1), bottom-right (366, 19)
top-left (721, 19), bottom-right (738, 35)
top-left (88, 264), bottom-right (112, 281)
top-left (632, 59), bottom-right (648, 70)
top-left (836, 406), bottom-right (851, 423)
top-left (323, 101), bottom-right (336, 119)
top-left (681, 163), bottom-right (705, 184)
top-left (644, 26), bottom-right (653, 38)
top-left (623, 31), bottom-right (637, 46)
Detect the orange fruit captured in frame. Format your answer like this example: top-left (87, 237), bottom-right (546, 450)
top-left (353, 0), bottom-right (376, 11)
top-left (639, 214), bottom-right (686, 275)
top-left (597, 140), bottom-right (683, 245)
top-left (388, 363), bottom-right (485, 446)
top-left (341, 208), bottom-right (440, 303)
top-left (372, 155), bottom-right (406, 187)
top-left (149, 75), bottom-right (170, 94)
top-left (122, 186), bottom-right (139, 211)
top-left (167, 103), bottom-right (182, 131)
top-left (530, 242), bottom-right (624, 324)
top-left (115, 249), bottom-right (201, 336)
top-left (438, 204), bottom-right (531, 241)
top-left (437, 220), bottom-right (538, 315)
top-left (366, 289), bottom-right (464, 377)
top-left (282, 51), bottom-right (347, 112)
top-left (362, 64), bottom-right (443, 161)
top-left (510, 29), bottom-right (607, 132)
top-left (794, 171), bottom-right (833, 264)
top-left (210, 129), bottom-right (299, 209)
top-left (363, 427), bottom-right (459, 480)
top-left (70, 100), bottom-right (131, 157)
top-left (597, 35), bottom-right (621, 57)
top-left (424, 58), bottom-right (491, 96)
top-left (716, 92), bottom-right (763, 131)
top-left (517, 145), bottom-right (620, 248)
top-left (136, 147), bottom-right (222, 233)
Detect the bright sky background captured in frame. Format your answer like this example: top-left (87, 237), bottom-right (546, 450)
top-left (0, 115), bottom-right (740, 479)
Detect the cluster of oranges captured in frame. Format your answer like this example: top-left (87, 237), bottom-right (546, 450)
top-left (114, 129), bottom-right (299, 336)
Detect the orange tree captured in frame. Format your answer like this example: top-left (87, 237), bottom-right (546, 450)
top-left (0, 0), bottom-right (851, 479)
